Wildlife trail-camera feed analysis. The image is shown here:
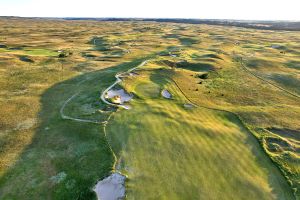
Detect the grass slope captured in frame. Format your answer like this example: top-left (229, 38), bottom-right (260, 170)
top-left (0, 17), bottom-right (299, 199)
top-left (106, 64), bottom-right (294, 199)
top-left (0, 57), bottom-right (154, 199)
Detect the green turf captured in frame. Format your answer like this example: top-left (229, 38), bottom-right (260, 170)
top-left (0, 17), bottom-right (300, 199)
top-left (106, 64), bottom-right (294, 199)
top-left (0, 57), bottom-right (155, 199)
top-left (0, 67), bottom-right (115, 199)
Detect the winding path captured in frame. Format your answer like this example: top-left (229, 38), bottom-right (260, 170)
top-left (60, 92), bottom-right (104, 124)
top-left (100, 60), bottom-right (148, 109)
top-left (60, 60), bottom-right (149, 123)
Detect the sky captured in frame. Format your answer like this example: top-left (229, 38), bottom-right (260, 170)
top-left (1, 0), bottom-right (300, 21)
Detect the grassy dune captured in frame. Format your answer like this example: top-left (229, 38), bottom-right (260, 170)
top-left (107, 64), bottom-right (293, 199)
top-left (0, 17), bottom-right (299, 199)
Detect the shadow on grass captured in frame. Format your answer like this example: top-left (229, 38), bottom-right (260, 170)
top-left (0, 57), bottom-right (149, 200)
top-left (106, 66), bottom-right (295, 199)
top-left (285, 60), bottom-right (300, 70)
top-left (178, 37), bottom-right (199, 46)
top-left (176, 61), bottom-right (215, 72)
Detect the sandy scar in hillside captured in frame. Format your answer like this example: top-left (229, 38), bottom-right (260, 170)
top-left (94, 172), bottom-right (126, 200)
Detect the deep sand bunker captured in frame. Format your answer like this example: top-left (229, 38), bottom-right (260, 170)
top-left (94, 172), bottom-right (126, 200)
top-left (161, 89), bottom-right (172, 99)
top-left (105, 89), bottom-right (133, 104)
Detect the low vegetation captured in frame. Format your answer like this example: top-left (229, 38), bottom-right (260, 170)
top-left (0, 17), bottom-right (299, 199)
top-left (107, 62), bottom-right (293, 199)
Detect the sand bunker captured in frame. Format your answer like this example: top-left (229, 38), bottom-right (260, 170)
top-left (184, 103), bottom-right (194, 108)
top-left (105, 89), bottom-right (133, 104)
top-left (161, 89), bottom-right (172, 99)
top-left (94, 172), bottom-right (126, 200)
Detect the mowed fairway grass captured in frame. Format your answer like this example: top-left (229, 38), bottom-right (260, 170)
top-left (106, 64), bottom-right (294, 199)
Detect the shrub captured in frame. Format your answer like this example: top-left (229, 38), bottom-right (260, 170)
top-left (58, 52), bottom-right (67, 58)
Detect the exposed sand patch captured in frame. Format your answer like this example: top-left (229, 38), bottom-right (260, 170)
top-left (184, 103), bottom-right (194, 109)
top-left (161, 89), bottom-right (172, 99)
top-left (94, 172), bottom-right (126, 200)
top-left (129, 72), bottom-right (139, 76)
top-left (105, 89), bottom-right (133, 104)
top-left (100, 60), bottom-right (148, 109)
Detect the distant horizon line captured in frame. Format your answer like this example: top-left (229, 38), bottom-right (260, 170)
top-left (1, 16), bottom-right (299, 22)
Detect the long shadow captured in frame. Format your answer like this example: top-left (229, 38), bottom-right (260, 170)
top-left (107, 66), bottom-right (295, 199)
top-left (176, 61), bottom-right (215, 72)
top-left (0, 57), bottom-right (150, 200)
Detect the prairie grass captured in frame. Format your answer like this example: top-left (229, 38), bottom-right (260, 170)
top-left (0, 17), bottom-right (299, 199)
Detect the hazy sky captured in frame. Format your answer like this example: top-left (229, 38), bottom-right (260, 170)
top-left (1, 0), bottom-right (300, 21)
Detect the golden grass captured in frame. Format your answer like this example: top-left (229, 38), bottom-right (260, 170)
top-left (107, 65), bottom-right (293, 199)
top-left (0, 17), bottom-right (299, 199)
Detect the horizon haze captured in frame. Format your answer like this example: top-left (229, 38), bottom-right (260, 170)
top-left (1, 0), bottom-right (300, 21)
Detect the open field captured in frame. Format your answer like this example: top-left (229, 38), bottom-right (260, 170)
top-left (0, 17), bottom-right (299, 199)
